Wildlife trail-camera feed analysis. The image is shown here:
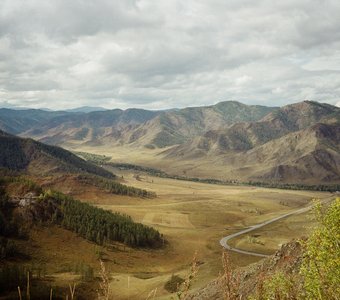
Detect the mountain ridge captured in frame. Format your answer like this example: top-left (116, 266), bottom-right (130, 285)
top-left (18, 100), bottom-right (276, 148)
top-left (1, 100), bottom-right (340, 184)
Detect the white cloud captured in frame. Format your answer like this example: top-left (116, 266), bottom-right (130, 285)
top-left (0, 0), bottom-right (340, 109)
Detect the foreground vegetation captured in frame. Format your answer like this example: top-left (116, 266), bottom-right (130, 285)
top-left (0, 175), bottom-right (163, 298)
top-left (249, 198), bottom-right (340, 300)
top-left (170, 198), bottom-right (340, 300)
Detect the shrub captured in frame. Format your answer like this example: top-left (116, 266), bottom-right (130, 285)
top-left (300, 198), bottom-right (340, 299)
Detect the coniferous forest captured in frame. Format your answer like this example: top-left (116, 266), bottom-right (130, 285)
top-left (0, 177), bottom-right (163, 296)
top-left (0, 177), bottom-right (162, 251)
top-left (36, 190), bottom-right (162, 248)
top-left (77, 174), bottom-right (156, 198)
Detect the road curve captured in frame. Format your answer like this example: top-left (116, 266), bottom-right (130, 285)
top-left (219, 205), bottom-right (314, 257)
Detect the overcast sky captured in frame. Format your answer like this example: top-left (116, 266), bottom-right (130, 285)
top-left (0, 0), bottom-right (340, 110)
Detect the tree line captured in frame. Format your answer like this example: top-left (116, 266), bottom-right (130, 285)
top-left (0, 176), bottom-right (162, 256)
top-left (106, 162), bottom-right (340, 192)
top-left (77, 174), bottom-right (156, 198)
top-left (0, 185), bottom-right (21, 258)
top-left (38, 190), bottom-right (162, 248)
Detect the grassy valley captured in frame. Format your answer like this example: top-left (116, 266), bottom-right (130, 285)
top-left (0, 100), bottom-right (339, 299)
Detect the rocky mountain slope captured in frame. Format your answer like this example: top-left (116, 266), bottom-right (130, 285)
top-left (21, 108), bottom-right (161, 146)
top-left (126, 101), bottom-right (275, 148)
top-left (17, 101), bottom-right (275, 148)
top-left (161, 101), bottom-right (340, 183)
top-left (165, 101), bottom-right (339, 155)
top-left (1, 100), bottom-right (339, 184)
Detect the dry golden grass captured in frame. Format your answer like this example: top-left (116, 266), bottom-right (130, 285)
top-left (14, 162), bottom-right (333, 300)
top-left (229, 209), bottom-right (318, 255)
top-left (61, 168), bottom-right (331, 299)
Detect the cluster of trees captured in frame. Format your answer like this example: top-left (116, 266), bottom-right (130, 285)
top-left (77, 174), bottom-right (156, 198)
top-left (0, 175), bottom-right (163, 297)
top-left (245, 181), bottom-right (340, 192)
top-left (0, 265), bottom-right (58, 297)
top-left (74, 151), bottom-right (111, 164)
top-left (0, 175), bottom-right (42, 195)
top-left (299, 198), bottom-right (340, 299)
top-left (109, 162), bottom-right (223, 184)
top-left (0, 136), bottom-right (31, 170)
top-left (0, 237), bottom-right (17, 259)
top-left (0, 186), bottom-right (20, 258)
top-left (39, 190), bottom-right (162, 248)
top-left (0, 265), bottom-right (30, 292)
top-left (0, 175), bottom-right (161, 250)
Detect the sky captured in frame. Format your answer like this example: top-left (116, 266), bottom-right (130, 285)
top-left (0, 0), bottom-right (340, 110)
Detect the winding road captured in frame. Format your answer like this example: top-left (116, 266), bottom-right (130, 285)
top-left (219, 204), bottom-right (317, 257)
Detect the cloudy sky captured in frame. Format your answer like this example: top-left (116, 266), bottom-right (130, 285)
top-left (1, 0), bottom-right (340, 110)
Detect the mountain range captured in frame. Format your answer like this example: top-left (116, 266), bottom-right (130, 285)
top-left (1, 100), bottom-right (339, 184)
top-left (15, 101), bottom-right (275, 148)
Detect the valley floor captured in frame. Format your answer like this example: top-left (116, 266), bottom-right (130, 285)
top-left (69, 169), bottom-right (331, 299)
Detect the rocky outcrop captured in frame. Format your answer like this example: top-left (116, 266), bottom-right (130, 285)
top-left (188, 240), bottom-right (303, 299)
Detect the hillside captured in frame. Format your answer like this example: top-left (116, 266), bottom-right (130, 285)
top-left (21, 108), bottom-right (161, 146)
top-left (3, 100), bottom-right (340, 184)
top-left (127, 101), bottom-right (276, 148)
top-left (0, 131), bottom-right (114, 178)
top-left (248, 123), bottom-right (340, 182)
top-left (162, 102), bottom-right (340, 183)
top-left (163, 123), bottom-right (340, 184)
top-left (188, 198), bottom-right (340, 300)
top-left (20, 101), bottom-right (275, 148)
top-left (0, 175), bottom-right (163, 298)
top-left (187, 241), bottom-right (304, 300)
top-left (166, 101), bottom-right (340, 155)
top-left (233, 122), bottom-right (340, 183)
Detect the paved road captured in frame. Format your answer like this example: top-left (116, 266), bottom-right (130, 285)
top-left (219, 205), bottom-right (316, 257)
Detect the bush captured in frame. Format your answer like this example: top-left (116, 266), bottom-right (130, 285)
top-left (300, 198), bottom-right (340, 299)
top-left (164, 274), bottom-right (185, 293)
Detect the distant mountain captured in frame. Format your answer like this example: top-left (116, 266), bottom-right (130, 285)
top-left (163, 101), bottom-right (340, 183)
top-left (65, 106), bottom-right (108, 113)
top-left (22, 108), bottom-right (161, 146)
top-left (0, 103), bottom-right (52, 110)
top-left (0, 130), bottom-right (114, 178)
top-left (21, 101), bottom-right (276, 148)
top-left (165, 101), bottom-right (340, 156)
top-left (125, 101), bottom-right (276, 148)
top-left (2, 100), bottom-right (339, 184)
top-left (0, 108), bottom-right (70, 135)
